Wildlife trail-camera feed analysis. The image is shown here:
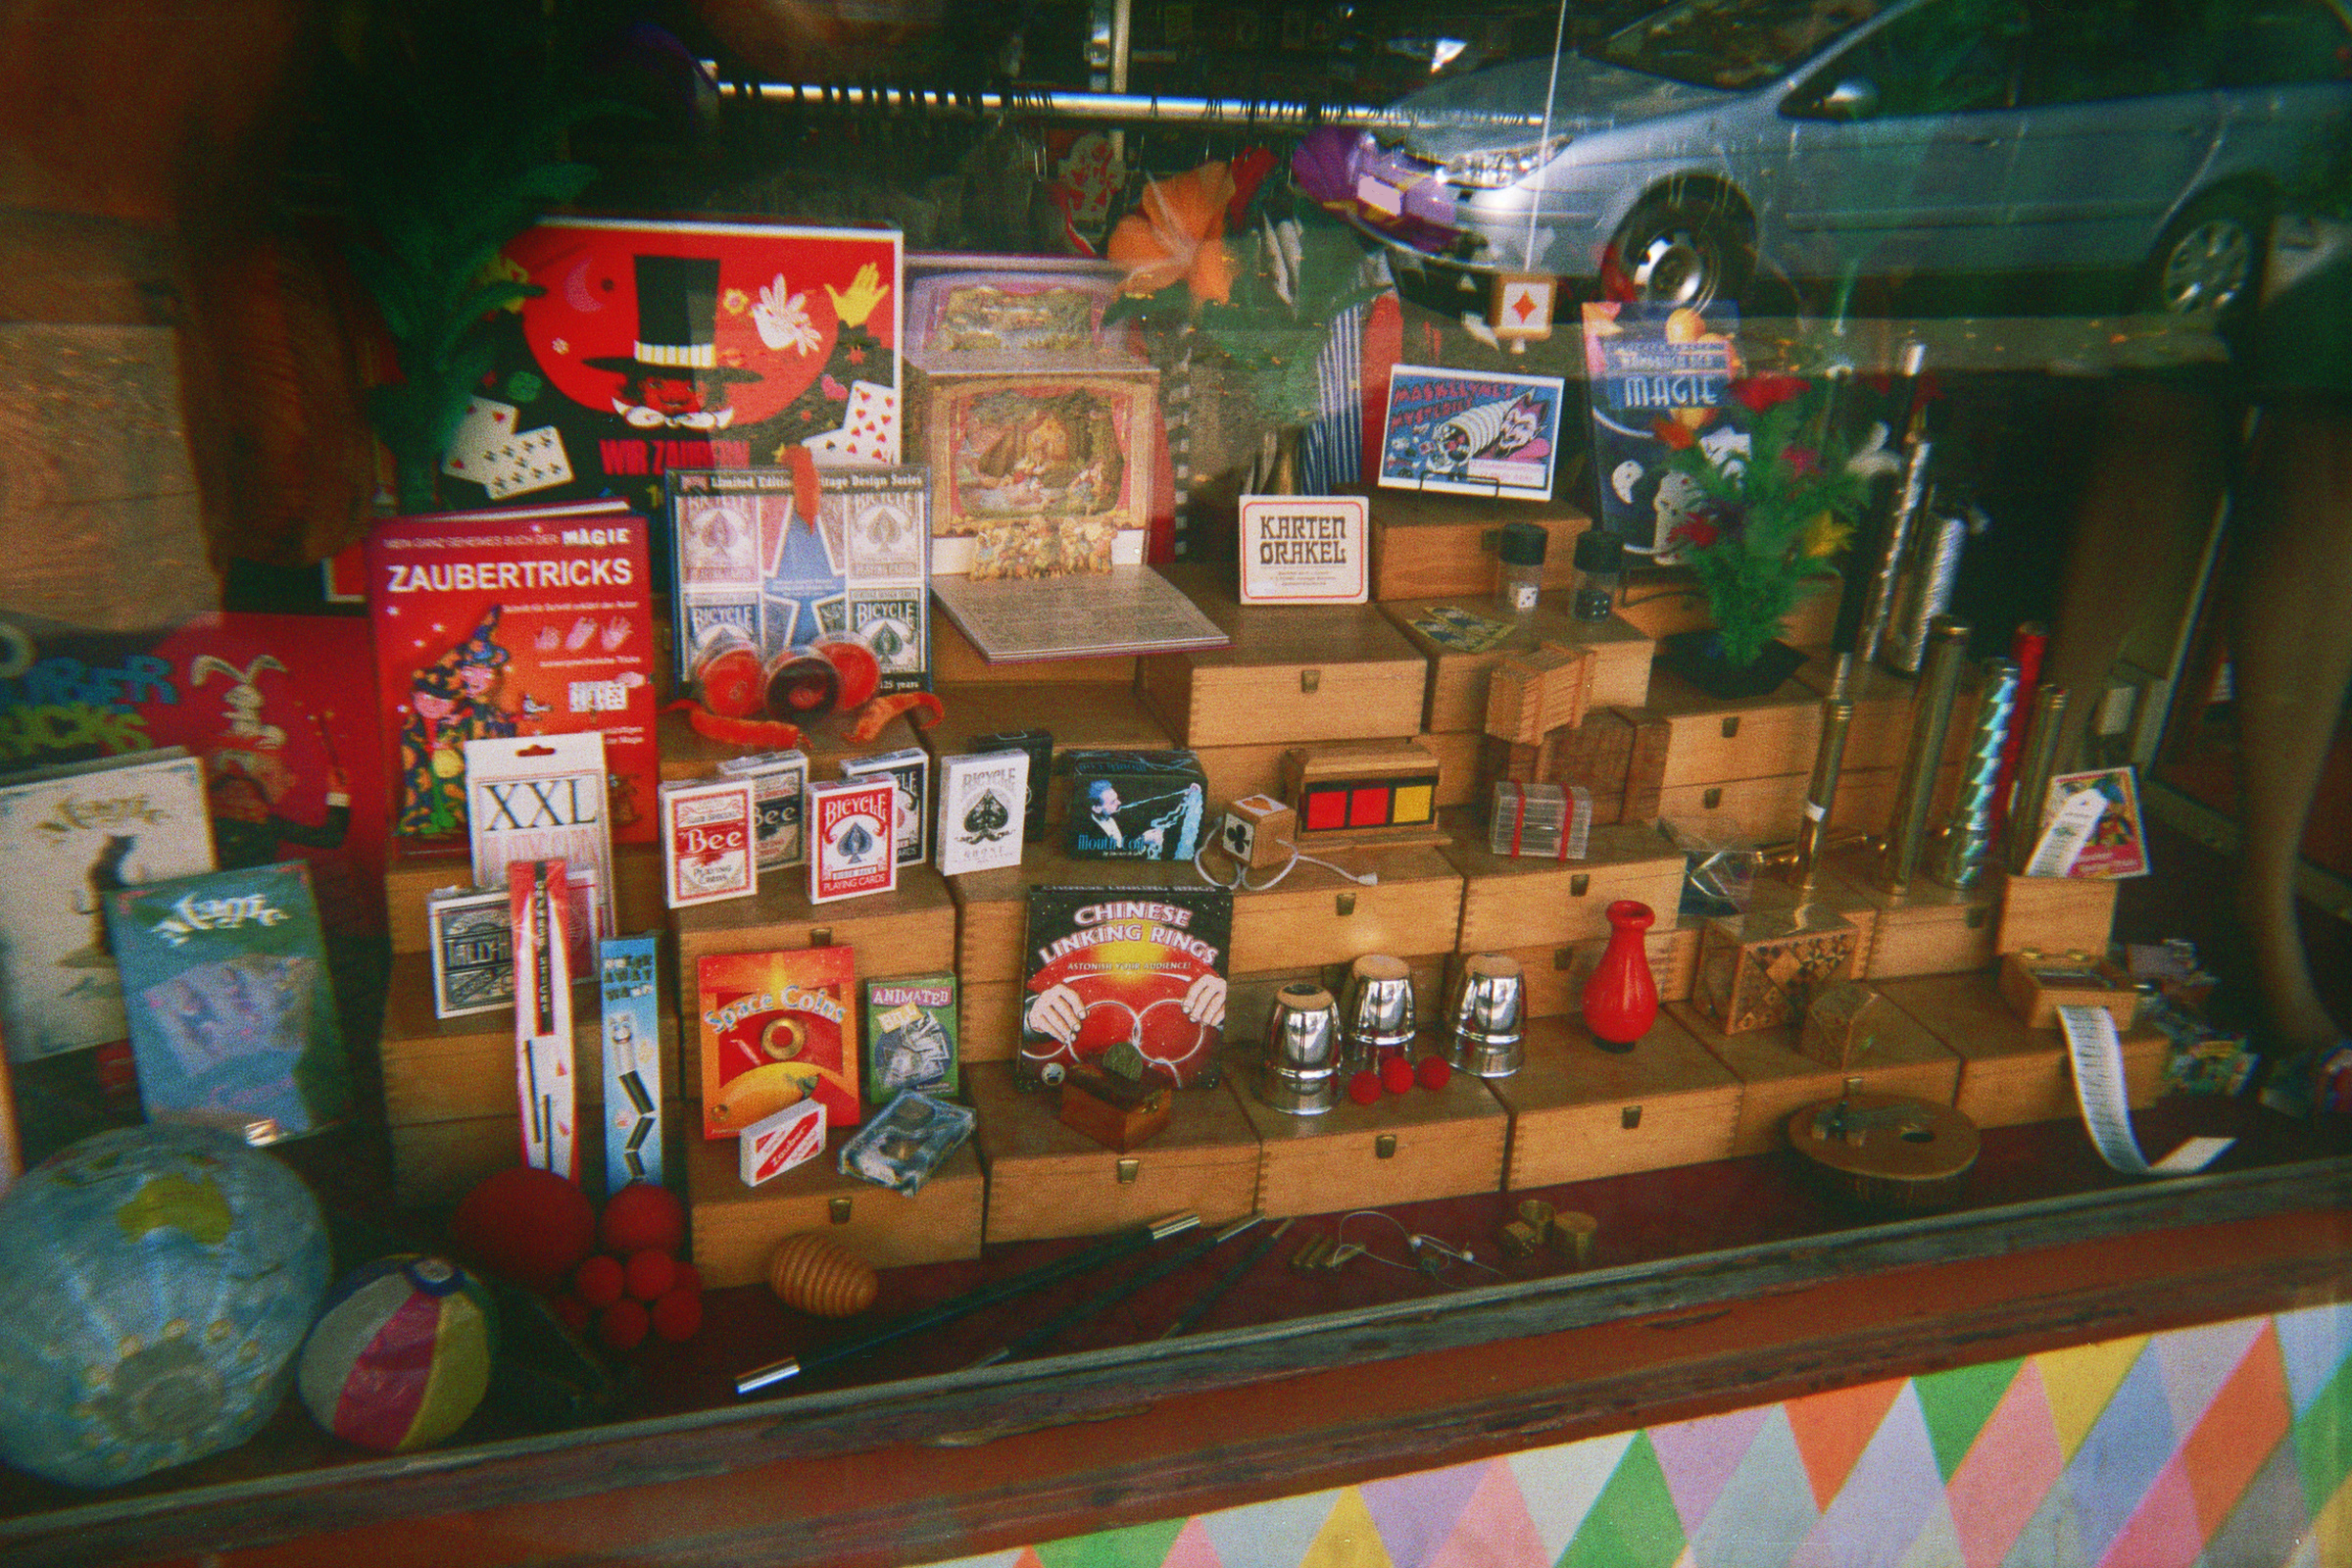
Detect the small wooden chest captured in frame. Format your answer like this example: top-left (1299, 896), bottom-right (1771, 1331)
top-left (686, 1128), bottom-right (985, 1286)
top-left (1824, 844), bottom-right (1996, 979)
top-left (1137, 564), bottom-right (1428, 748)
top-left (1995, 870), bottom-right (2121, 958)
top-left (968, 1062), bottom-right (1261, 1243)
top-left (1486, 1014), bottom-right (1740, 1189)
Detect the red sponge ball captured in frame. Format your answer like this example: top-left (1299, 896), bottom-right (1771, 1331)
top-left (624, 1248), bottom-right (677, 1303)
top-left (449, 1167), bottom-right (597, 1294)
top-left (600, 1181), bottom-right (687, 1256)
top-left (1417, 1054), bottom-right (1453, 1092)
top-left (573, 1253), bottom-right (625, 1309)
top-left (1348, 1068), bottom-right (1385, 1105)
top-left (650, 1285), bottom-right (704, 1343)
top-left (598, 1297), bottom-right (650, 1351)
top-left (1380, 1054), bottom-right (1417, 1096)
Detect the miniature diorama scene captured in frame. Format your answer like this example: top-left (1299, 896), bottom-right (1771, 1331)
top-left (4, 0), bottom-right (2351, 1560)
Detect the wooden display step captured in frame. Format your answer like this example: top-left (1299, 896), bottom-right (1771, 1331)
top-left (951, 836), bottom-right (1466, 985)
top-left (1646, 664), bottom-right (1826, 791)
top-left (1137, 564), bottom-right (1427, 748)
top-left (1229, 1044), bottom-right (1510, 1216)
top-left (1382, 597), bottom-right (1651, 733)
top-left (384, 841), bottom-right (662, 956)
top-left (1446, 817), bottom-right (1689, 953)
top-left (1669, 997), bottom-right (1961, 1159)
top-left (1487, 919), bottom-right (1697, 1020)
top-left (967, 1062), bottom-right (1260, 1244)
top-left (377, 950), bottom-right (682, 1129)
top-left (388, 1099), bottom-right (683, 1208)
top-left (1876, 971), bottom-right (2168, 1129)
top-left (686, 1124), bottom-right (985, 1287)
top-left (1363, 486), bottom-right (1592, 603)
top-left (1485, 1013), bottom-right (1740, 1190)
top-left (674, 861), bottom-right (957, 987)
top-left (1823, 843), bottom-right (1997, 979)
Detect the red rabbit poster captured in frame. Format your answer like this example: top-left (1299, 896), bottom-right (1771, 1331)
top-left (1018, 886), bottom-right (1232, 1088)
top-left (441, 218), bottom-right (905, 520)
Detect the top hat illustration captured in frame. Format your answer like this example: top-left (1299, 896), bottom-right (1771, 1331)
top-left (587, 255), bottom-right (763, 389)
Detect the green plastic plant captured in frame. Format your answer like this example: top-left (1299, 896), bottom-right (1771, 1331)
top-left (330, 5), bottom-right (637, 512)
top-left (1658, 374), bottom-right (1878, 666)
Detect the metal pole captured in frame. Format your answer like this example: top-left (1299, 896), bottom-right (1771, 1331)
top-left (1791, 694), bottom-right (1854, 895)
top-left (2005, 683), bottom-right (2072, 875)
top-left (1881, 617), bottom-right (1971, 896)
top-left (709, 75), bottom-right (1544, 131)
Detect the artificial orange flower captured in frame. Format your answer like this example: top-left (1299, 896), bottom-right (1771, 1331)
top-left (1107, 162), bottom-right (1237, 304)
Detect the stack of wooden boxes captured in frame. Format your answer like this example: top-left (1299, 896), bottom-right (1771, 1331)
top-left (375, 489), bottom-right (2173, 1284)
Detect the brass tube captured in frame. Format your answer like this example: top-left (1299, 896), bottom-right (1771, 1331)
top-left (1928, 658), bottom-right (2020, 890)
top-left (2006, 683), bottom-right (2072, 875)
top-left (1791, 695), bottom-right (1854, 895)
top-left (1881, 617), bottom-right (1972, 895)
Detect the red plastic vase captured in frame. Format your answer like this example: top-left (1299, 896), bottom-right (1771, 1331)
top-left (1583, 900), bottom-right (1659, 1052)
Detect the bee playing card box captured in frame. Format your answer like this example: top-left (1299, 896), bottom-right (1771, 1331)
top-left (1018, 886), bottom-right (1232, 1088)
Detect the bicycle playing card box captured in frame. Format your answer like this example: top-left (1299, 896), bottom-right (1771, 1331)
top-left (1017, 885), bottom-right (1231, 1089)
top-left (106, 859), bottom-right (356, 1142)
top-left (697, 945), bottom-right (862, 1138)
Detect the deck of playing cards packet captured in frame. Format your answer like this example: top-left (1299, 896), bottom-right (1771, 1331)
top-left (715, 748), bottom-right (808, 870)
top-left (840, 745), bottom-right (930, 867)
top-left (936, 750), bottom-right (1028, 876)
top-left (598, 933), bottom-right (664, 1190)
top-left (807, 775), bottom-right (900, 904)
top-left (657, 777), bottom-right (758, 908)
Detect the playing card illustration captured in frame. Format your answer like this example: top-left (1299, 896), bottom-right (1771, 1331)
top-left (960, 790), bottom-right (1010, 844)
top-left (439, 396), bottom-right (519, 481)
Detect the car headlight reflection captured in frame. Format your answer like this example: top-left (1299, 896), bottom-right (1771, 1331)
top-left (1441, 134), bottom-right (1573, 190)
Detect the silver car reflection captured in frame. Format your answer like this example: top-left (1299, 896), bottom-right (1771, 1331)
top-left (1363, 0), bottom-right (2352, 317)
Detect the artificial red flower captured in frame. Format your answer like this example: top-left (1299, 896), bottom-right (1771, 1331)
top-left (1107, 162), bottom-right (1237, 303)
top-left (1670, 518), bottom-right (1721, 551)
top-left (1783, 444), bottom-right (1821, 477)
top-left (1731, 373), bottom-right (1809, 414)
top-left (1650, 416), bottom-right (1697, 451)
top-left (1226, 146), bottom-right (1279, 224)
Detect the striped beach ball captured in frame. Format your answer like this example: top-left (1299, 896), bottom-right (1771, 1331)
top-left (297, 1255), bottom-right (496, 1452)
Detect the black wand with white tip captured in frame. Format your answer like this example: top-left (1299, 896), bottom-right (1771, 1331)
top-left (736, 1211), bottom-right (1201, 1396)
top-left (966, 1214), bottom-right (1264, 1370)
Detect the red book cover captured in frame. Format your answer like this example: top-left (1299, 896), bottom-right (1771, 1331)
top-left (698, 947), bottom-right (861, 1137)
top-left (367, 503), bottom-right (657, 844)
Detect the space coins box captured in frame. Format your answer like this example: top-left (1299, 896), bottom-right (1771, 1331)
top-left (697, 945), bottom-right (861, 1137)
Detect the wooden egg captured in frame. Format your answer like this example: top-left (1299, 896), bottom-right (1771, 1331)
top-left (765, 1232), bottom-right (879, 1318)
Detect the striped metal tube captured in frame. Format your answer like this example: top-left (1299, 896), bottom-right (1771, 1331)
top-left (1928, 658), bottom-right (2021, 890)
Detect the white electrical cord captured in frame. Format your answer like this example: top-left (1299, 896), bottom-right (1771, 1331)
top-left (1193, 836), bottom-right (1381, 893)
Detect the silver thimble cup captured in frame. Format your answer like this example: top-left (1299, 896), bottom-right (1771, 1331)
top-left (1445, 954), bottom-right (1527, 1078)
top-left (1259, 983), bottom-right (1342, 1115)
top-left (1340, 956), bottom-right (1416, 1069)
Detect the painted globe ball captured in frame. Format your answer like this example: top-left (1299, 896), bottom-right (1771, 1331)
top-left (0, 1124), bottom-right (330, 1488)
top-left (298, 1255), bottom-right (497, 1452)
